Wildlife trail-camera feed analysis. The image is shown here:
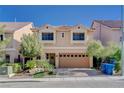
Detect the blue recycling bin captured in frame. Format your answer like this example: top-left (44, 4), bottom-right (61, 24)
top-left (101, 63), bottom-right (115, 75)
top-left (106, 63), bottom-right (115, 75)
top-left (101, 63), bottom-right (106, 73)
top-left (110, 59), bottom-right (116, 64)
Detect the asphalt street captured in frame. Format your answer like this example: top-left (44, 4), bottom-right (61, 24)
top-left (0, 80), bottom-right (124, 88)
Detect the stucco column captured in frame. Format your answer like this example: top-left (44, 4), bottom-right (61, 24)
top-left (55, 53), bottom-right (59, 68)
top-left (89, 57), bottom-right (93, 68)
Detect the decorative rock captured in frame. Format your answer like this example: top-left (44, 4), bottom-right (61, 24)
top-left (29, 68), bottom-right (44, 74)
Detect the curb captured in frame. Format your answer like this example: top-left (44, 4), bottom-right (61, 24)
top-left (0, 76), bottom-right (124, 82)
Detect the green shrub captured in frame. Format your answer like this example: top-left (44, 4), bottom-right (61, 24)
top-left (26, 60), bottom-right (36, 69)
top-left (12, 63), bottom-right (22, 73)
top-left (33, 72), bottom-right (45, 78)
top-left (115, 62), bottom-right (121, 73)
top-left (0, 62), bottom-right (4, 67)
top-left (1, 63), bottom-right (22, 73)
top-left (1, 62), bottom-right (9, 66)
top-left (0, 60), bottom-right (8, 67)
top-left (35, 60), bottom-right (43, 68)
top-left (36, 60), bottom-right (54, 72)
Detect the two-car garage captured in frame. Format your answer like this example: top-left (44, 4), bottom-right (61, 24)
top-left (59, 53), bottom-right (90, 68)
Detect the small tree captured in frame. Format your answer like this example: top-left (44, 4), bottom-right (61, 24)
top-left (87, 40), bottom-right (104, 69)
top-left (20, 33), bottom-right (43, 60)
top-left (87, 40), bottom-right (104, 57)
top-left (103, 42), bottom-right (121, 60)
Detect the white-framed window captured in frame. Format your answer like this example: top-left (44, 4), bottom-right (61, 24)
top-left (73, 33), bottom-right (85, 40)
top-left (41, 32), bottom-right (54, 40)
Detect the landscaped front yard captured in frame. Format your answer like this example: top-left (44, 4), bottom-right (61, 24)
top-left (0, 25), bottom-right (122, 78)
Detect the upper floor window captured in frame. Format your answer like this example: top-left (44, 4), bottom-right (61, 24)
top-left (42, 33), bottom-right (54, 40)
top-left (73, 33), bottom-right (85, 40)
top-left (0, 34), bottom-right (3, 41)
top-left (62, 32), bottom-right (64, 38)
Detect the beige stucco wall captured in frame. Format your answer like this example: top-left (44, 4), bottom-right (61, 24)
top-left (101, 25), bottom-right (121, 45)
top-left (43, 48), bottom-right (87, 53)
top-left (56, 31), bottom-right (71, 47)
top-left (13, 23), bottom-right (33, 49)
top-left (40, 24), bottom-right (92, 47)
top-left (92, 22), bottom-right (101, 41)
top-left (5, 50), bottom-right (18, 62)
top-left (92, 21), bottom-right (122, 45)
top-left (5, 33), bottom-right (14, 48)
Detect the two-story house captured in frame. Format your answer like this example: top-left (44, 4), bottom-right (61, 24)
top-left (0, 22), bottom-right (33, 63)
top-left (91, 20), bottom-right (123, 45)
top-left (32, 24), bottom-right (94, 68)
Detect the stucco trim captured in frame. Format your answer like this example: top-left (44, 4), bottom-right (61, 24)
top-left (44, 47), bottom-right (87, 50)
top-left (4, 48), bottom-right (16, 51)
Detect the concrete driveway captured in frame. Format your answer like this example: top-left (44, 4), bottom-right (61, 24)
top-left (49, 68), bottom-right (104, 77)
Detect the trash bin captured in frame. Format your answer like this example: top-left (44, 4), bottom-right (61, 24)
top-left (101, 63), bottom-right (115, 75)
top-left (101, 63), bottom-right (106, 73)
top-left (110, 59), bottom-right (116, 64)
top-left (105, 63), bottom-right (115, 75)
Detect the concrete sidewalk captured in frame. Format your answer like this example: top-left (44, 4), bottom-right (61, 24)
top-left (0, 76), bottom-right (124, 82)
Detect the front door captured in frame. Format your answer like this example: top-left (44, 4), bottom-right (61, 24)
top-left (46, 53), bottom-right (55, 66)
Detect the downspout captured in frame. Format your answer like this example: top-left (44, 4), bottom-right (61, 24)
top-left (99, 23), bottom-right (102, 41)
top-left (121, 5), bottom-right (124, 76)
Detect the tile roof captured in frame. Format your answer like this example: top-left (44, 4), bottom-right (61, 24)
top-left (93, 20), bottom-right (123, 28)
top-left (56, 26), bottom-right (73, 31)
top-left (0, 22), bottom-right (32, 33)
top-left (39, 24), bottom-right (90, 31)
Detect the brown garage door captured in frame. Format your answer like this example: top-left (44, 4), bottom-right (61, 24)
top-left (59, 53), bottom-right (90, 68)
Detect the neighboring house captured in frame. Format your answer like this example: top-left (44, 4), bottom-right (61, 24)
top-left (32, 24), bottom-right (94, 68)
top-left (91, 20), bottom-right (123, 45)
top-left (0, 22), bottom-right (33, 62)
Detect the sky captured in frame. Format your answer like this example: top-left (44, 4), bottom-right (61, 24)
top-left (0, 5), bottom-right (122, 27)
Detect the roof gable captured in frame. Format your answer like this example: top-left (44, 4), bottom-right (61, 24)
top-left (92, 20), bottom-right (123, 28)
top-left (0, 22), bottom-right (32, 33)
